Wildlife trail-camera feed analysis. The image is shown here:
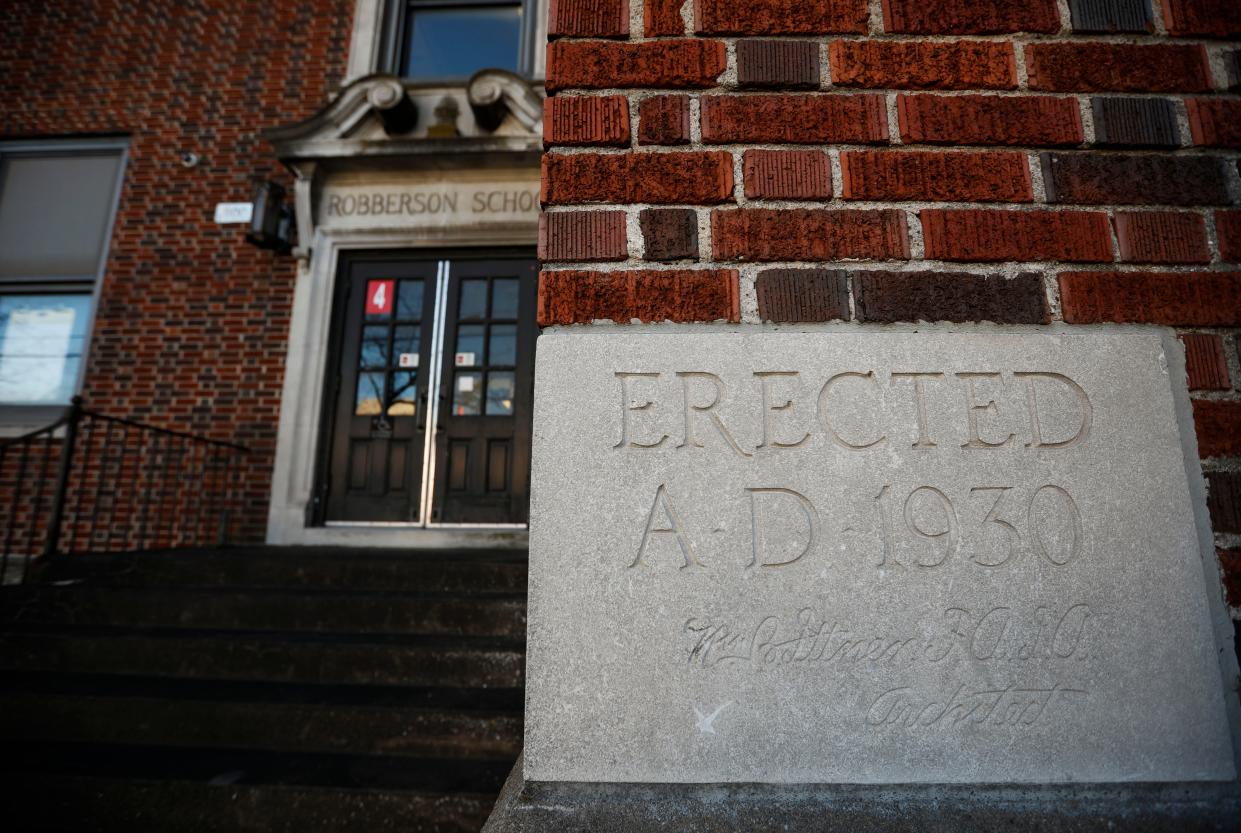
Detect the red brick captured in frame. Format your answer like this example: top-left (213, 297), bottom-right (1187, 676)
top-left (921, 210), bottom-right (1113, 262)
top-left (1181, 334), bottom-right (1232, 390)
top-left (538, 211), bottom-right (628, 262)
top-left (1041, 153), bottom-right (1230, 206)
top-left (852, 270), bottom-right (1049, 324)
top-left (639, 95), bottom-right (691, 145)
top-left (544, 96), bottom-right (630, 147)
top-left (546, 40), bottom-right (726, 92)
top-left (712, 209), bottom-right (909, 262)
top-left (743, 150), bottom-right (832, 200)
top-left (1025, 43), bottom-right (1211, 93)
top-left (829, 40), bottom-right (1017, 90)
top-left (1115, 212), bottom-right (1210, 264)
top-left (640, 208), bottom-right (700, 261)
top-left (736, 40), bottom-right (821, 89)
top-left (541, 151), bottom-right (734, 205)
top-left (897, 95), bottom-right (1083, 147)
top-left (1193, 400), bottom-right (1241, 458)
top-left (695, 0), bottom-right (868, 34)
top-left (1058, 271), bottom-right (1241, 325)
top-left (538, 269), bottom-right (740, 324)
top-left (1161, 0), bottom-right (1241, 38)
top-left (548, 0), bottom-right (629, 38)
top-left (1187, 99), bottom-right (1241, 149)
top-left (646, 0), bottom-right (686, 35)
top-left (882, 0), bottom-right (1058, 33)
top-left (1219, 548), bottom-right (1241, 608)
top-left (701, 94), bottom-right (888, 144)
top-left (755, 269), bottom-right (851, 322)
top-left (1218, 211), bottom-right (1241, 263)
top-left (840, 151), bottom-right (1032, 203)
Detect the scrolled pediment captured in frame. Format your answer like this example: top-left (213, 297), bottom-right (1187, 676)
top-left (264, 73), bottom-right (545, 162)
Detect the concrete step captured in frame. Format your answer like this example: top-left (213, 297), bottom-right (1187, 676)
top-left (35, 547), bottom-right (528, 593)
top-left (0, 586), bottom-right (527, 637)
top-left (0, 774), bottom-right (498, 833)
top-left (0, 693), bottom-right (522, 761)
top-left (0, 630), bottom-right (525, 689)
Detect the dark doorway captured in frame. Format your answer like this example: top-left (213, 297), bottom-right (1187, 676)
top-left (316, 251), bottom-right (537, 527)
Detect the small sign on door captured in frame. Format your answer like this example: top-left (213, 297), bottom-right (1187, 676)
top-left (399, 353), bottom-right (419, 368)
top-left (454, 352), bottom-right (476, 366)
top-left (365, 280), bottom-right (394, 316)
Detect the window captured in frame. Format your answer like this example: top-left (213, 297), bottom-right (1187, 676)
top-left (385, 0), bottom-right (532, 81)
top-left (0, 140), bottom-right (126, 413)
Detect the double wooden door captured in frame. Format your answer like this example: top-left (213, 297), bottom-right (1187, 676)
top-left (317, 252), bottom-right (537, 526)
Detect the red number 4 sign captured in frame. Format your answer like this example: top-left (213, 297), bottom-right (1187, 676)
top-left (365, 280), bottom-right (394, 316)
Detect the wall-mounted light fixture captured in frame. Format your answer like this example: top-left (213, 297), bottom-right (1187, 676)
top-left (245, 180), bottom-right (293, 255)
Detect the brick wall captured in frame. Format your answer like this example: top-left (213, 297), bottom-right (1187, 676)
top-left (538, 0), bottom-right (1241, 619)
top-left (0, 0), bottom-right (354, 542)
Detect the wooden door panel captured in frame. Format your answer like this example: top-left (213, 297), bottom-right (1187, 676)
top-left (319, 257), bottom-right (437, 524)
top-left (431, 259), bottom-right (537, 525)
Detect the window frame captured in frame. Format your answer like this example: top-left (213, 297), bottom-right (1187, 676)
top-left (0, 137), bottom-right (128, 427)
top-left (380, 0), bottom-right (539, 83)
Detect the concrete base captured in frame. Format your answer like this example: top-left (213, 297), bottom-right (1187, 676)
top-left (483, 757), bottom-right (1241, 833)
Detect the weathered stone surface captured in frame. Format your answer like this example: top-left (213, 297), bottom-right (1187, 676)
top-left (485, 763), bottom-right (1241, 832)
top-left (525, 330), bottom-right (1236, 784)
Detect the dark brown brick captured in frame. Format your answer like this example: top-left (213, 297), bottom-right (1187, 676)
top-left (546, 39), bottom-right (726, 92)
top-left (1181, 334), bottom-right (1232, 390)
top-left (921, 210), bottom-right (1113, 262)
top-left (1068, 0), bottom-right (1154, 32)
top-left (646, 0), bottom-right (687, 36)
top-left (639, 95), bottom-right (691, 145)
top-left (542, 151), bottom-right (735, 205)
top-left (1217, 211), bottom-right (1241, 263)
top-left (1025, 43), bottom-right (1211, 93)
top-left (641, 208), bottom-right (700, 261)
top-left (712, 209), bottom-right (909, 262)
top-left (743, 150), bottom-right (832, 200)
top-left (829, 40), bottom-right (1017, 91)
top-left (548, 0), bottom-right (630, 38)
top-left (736, 40), bottom-right (820, 89)
top-left (1207, 471), bottom-right (1241, 532)
top-left (544, 96), bottom-right (631, 147)
top-left (538, 211), bottom-right (629, 262)
top-left (1115, 212), bottom-right (1210, 264)
top-left (1090, 97), bottom-right (1180, 148)
top-left (1058, 271), bottom-right (1241, 325)
top-left (755, 269), bottom-right (850, 322)
top-left (538, 269), bottom-right (740, 324)
top-left (840, 150), bottom-right (1032, 202)
top-left (1194, 400), bottom-right (1241, 458)
top-left (695, 0), bottom-right (868, 34)
top-left (701, 94), bottom-right (888, 144)
top-left (1041, 153), bottom-right (1231, 206)
top-left (897, 95), bottom-right (1083, 147)
top-left (853, 270), bottom-right (1049, 324)
top-left (882, 0), bottom-right (1059, 33)
top-left (1187, 100), bottom-right (1241, 149)
top-left (1161, 0), bottom-right (1241, 38)
top-left (1219, 549), bottom-right (1241, 608)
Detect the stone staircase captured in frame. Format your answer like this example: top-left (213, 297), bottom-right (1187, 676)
top-left (0, 547), bottom-right (527, 832)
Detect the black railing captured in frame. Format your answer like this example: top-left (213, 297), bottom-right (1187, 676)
top-left (0, 398), bottom-right (248, 583)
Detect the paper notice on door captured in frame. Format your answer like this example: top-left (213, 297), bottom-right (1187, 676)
top-left (455, 352), bottom-right (476, 366)
top-left (399, 353), bottom-right (419, 368)
top-left (458, 374), bottom-right (476, 392)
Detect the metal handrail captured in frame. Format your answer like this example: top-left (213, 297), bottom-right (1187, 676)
top-left (0, 397), bottom-right (250, 583)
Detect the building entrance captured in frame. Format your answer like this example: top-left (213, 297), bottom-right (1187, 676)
top-left (316, 251), bottom-right (537, 527)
